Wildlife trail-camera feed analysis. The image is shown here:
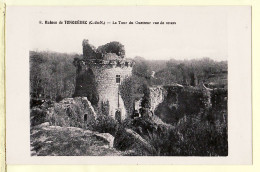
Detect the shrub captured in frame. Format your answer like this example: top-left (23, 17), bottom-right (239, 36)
top-left (30, 108), bottom-right (47, 126)
top-left (100, 100), bottom-right (110, 117)
top-left (143, 114), bottom-right (227, 156)
top-left (89, 114), bottom-right (118, 136)
top-left (211, 88), bottom-right (228, 110)
top-left (121, 116), bottom-right (178, 155)
top-left (55, 95), bottom-right (63, 102)
top-left (123, 113), bottom-right (227, 156)
top-left (144, 127), bottom-right (182, 156)
top-left (114, 126), bottom-right (157, 155)
top-left (173, 114), bottom-right (228, 156)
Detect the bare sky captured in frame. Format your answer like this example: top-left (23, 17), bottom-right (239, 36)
top-left (29, 7), bottom-right (228, 61)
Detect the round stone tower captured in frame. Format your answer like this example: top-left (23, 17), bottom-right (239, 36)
top-left (73, 40), bottom-right (134, 121)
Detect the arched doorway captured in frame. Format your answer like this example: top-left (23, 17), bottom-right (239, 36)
top-left (115, 110), bottom-right (121, 123)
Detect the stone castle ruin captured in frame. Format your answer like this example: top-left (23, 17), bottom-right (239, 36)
top-left (73, 39), bottom-right (134, 121)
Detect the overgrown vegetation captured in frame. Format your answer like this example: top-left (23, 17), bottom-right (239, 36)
top-left (30, 50), bottom-right (227, 156)
top-left (97, 41), bottom-right (125, 58)
top-left (121, 113), bottom-right (227, 156)
top-left (82, 39), bottom-right (125, 59)
top-left (155, 87), bottom-right (212, 123)
top-left (89, 114), bottom-right (119, 136)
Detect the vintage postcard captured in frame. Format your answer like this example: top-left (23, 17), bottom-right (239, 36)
top-left (5, 6), bottom-right (251, 164)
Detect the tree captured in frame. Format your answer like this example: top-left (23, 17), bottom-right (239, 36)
top-left (132, 56), bottom-right (152, 80)
top-left (189, 71), bottom-right (197, 86)
top-left (30, 51), bottom-right (77, 100)
top-left (141, 83), bottom-right (151, 109)
top-left (97, 41), bottom-right (125, 58)
top-left (119, 77), bottom-right (135, 116)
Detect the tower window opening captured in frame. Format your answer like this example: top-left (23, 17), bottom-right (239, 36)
top-left (84, 114), bottom-right (88, 122)
top-left (116, 75), bottom-right (121, 84)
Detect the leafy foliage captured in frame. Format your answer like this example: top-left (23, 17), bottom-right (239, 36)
top-left (119, 77), bottom-right (135, 116)
top-left (30, 108), bottom-right (47, 126)
top-left (97, 41), bottom-right (126, 58)
top-left (154, 57), bottom-right (227, 87)
top-left (173, 113), bottom-right (228, 156)
top-left (30, 51), bottom-right (77, 101)
top-left (30, 50), bottom-right (228, 156)
top-left (123, 113), bottom-right (227, 156)
top-left (140, 83), bottom-right (151, 109)
top-left (89, 114), bottom-right (119, 136)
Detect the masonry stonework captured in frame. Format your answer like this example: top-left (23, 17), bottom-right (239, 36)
top-left (74, 40), bottom-right (134, 120)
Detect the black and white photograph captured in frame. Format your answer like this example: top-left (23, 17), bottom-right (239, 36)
top-left (30, 38), bottom-right (228, 156)
top-left (5, 6), bottom-right (251, 164)
top-left (29, 8), bottom-right (228, 157)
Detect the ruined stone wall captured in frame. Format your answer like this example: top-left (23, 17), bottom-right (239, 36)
top-left (74, 59), bottom-right (133, 120)
top-left (149, 85), bottom-right (213, 123)
top-left (149, 86), bottom-right (166, 114)
top-left (31, 97), bottom-right (97, 128)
